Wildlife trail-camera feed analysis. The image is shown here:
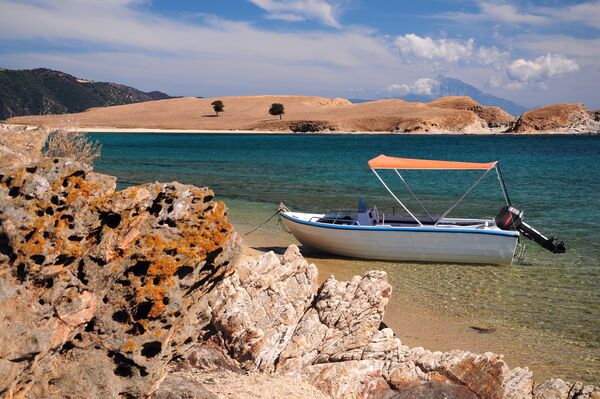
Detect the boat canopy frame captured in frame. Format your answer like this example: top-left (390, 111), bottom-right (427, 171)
top-left (368, 155), bottom-right (511, 227)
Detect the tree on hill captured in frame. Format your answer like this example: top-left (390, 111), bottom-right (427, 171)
top-left (269, 103), bottom-right (285, 120)
top-left (211, 100), bottom-right (224, 116)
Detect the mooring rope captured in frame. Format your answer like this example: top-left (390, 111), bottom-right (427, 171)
top-left (242, 203), bottom-right (289, 238)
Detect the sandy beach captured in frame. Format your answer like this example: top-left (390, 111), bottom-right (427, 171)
top-left (5, 123), bottom-right (595, 136)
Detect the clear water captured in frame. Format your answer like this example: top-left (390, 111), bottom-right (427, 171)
top-left (91, 133), bottom-right (600, 383)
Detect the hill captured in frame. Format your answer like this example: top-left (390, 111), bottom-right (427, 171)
top-left (399, 75), bottom-right (528, 116)
top-left (6, 95), bottom-right (515, 133)
top-left (0, 68), bottom-right (172, 120)
top-left (508, 104), bottom-right (600, 133)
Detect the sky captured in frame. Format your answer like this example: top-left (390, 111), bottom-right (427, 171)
top-left (0, 0), bottom-right (599, 108)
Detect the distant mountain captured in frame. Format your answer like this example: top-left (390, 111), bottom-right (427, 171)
top-left (399, 75), bottom-right (528, 116)
top-left (0, 68), bottom-right (172, 120)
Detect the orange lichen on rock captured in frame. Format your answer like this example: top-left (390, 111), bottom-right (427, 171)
top-left (122, 339), bottom-right (136, 353)
top-left (0, 159), bottom-right (238, 398)
top-left (148, 257), bottom-right (179, 280)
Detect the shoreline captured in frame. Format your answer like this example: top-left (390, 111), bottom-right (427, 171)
top-left (3, 123), bottom-right (598, 136)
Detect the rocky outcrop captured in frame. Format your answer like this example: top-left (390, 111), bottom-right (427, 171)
top-left (429, 96), bottom-right (515, 128)
top-left (210, 245), bottom-right (318, 372)
top-left (509, 104), bottom-right (600, 133)
top-left (153, 341), bottom-right (330, 399)
top-left (206, 248), bottom-right (554, 399)
top-left (0, 159), bottom-right (238, 398)
top-left (252, 120), bottom-right (338, 133)
top-left (0, 124), bottom-right (48, 168)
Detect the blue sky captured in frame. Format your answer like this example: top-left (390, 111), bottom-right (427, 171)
top-left (0, 0), bottom-right (599, 108)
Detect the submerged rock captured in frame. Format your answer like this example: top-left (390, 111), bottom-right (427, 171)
top-left (0, 159), bottom-right (239, 398)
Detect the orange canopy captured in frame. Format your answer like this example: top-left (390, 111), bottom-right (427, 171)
top-left (368, 155), bottom-right (497, 170)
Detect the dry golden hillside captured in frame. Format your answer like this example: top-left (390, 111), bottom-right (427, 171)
top-left (7, 95), bottom-right (514, 133)
top-left (428, 96), bottom-right (514, 127)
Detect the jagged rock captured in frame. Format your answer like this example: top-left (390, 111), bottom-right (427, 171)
top-left (533, 379), bottom-right (573, 398)
top-left (151, 373), bottom-right (217, 399)
top-left (277, 271), bottom-right (392, 373)
top-left (567, 382), bottom-right (600, 399)
top-left (181, 341), bottom-right (242, 373)
top-left (210, 245), bottom-right (318, 372)
top-left (0, 124), bottom-right (48, 169)
top-left (405, 348), bottom-right (533, 399)
top-left (0, 159), bottom-right (238, 398)
top-left (301, 360), bottom-right (390, 398)
top-left (391, 381), bottom-right (477, 399)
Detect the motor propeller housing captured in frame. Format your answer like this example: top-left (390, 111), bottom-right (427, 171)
top-left (495, 206), bottom-right (566, 254)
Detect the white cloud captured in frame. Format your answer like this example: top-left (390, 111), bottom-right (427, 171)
top-left (247, 0), bottom-right (340, 27)
top-left (514, 35), bottom-right (600, 63)
top-left (507, 54), bottom-right (579, 83)
top-left (541, 1), bottom-right (600, 28)
top-left (441, 1), bottom-right (600, 28)
top-left (394, 34), bottom-right (507, 68)
top-left (476, 46), bottom-right (508, 67)
top-left (395, 34), bottom-right (474, 62)
top-left (388, 78), bottom-right (440, 96)
top-left (0, 0), bottom-right (405, 96)
top-left (0, 0), bottom-right (392, 68)
top-left (477, 2), bottom-right (547, 25)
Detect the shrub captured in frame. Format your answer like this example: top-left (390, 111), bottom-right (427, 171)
top-left (43, 129), bottom-right (102, 166)
top-left (289, 121), bottom-right (335, 133)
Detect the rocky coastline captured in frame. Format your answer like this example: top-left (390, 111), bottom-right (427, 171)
top-left (5, 95), bottom-right (600, 135)
top-left (1, 138), bottom-right (598, 398)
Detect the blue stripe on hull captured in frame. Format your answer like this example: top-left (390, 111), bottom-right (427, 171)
top-left (280, 212), bottom-right (519, 238)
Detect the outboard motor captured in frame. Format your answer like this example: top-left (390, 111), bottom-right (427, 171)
top-left (495, 206), bottom-right (566, 253)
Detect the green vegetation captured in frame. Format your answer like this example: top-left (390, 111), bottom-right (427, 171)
top-left (0, 68), bottom-right (171, 120)
top-left (211, 100), bottom-right (224, 116)
top-left (269, 103), bottom-right (285, 120)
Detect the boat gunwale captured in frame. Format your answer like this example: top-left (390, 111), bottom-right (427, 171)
top-left (280, 211), bottom-right (520, 238)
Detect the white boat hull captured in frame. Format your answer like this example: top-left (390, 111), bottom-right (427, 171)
top-left (281, 212), bottom-right (519, 265)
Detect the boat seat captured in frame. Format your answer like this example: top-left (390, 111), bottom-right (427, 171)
top-left (316, 215), bottom-right (356, 225)
top-left (380, 215), bottom-right (438, 225)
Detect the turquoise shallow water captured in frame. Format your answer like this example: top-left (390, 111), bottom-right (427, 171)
top-left (91, 133), bottom-right (600, 383)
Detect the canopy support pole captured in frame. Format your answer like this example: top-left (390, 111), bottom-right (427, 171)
top-left (495, 165), bottom-right (511, 207)
top-left (434, 167), bottom-right (493, 225)
top-left (394, 169), bottom-right (434, 221)
top-left (371, 169), bottom-right (423, 226)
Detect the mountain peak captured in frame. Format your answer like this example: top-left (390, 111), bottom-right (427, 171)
top-left (398, 76), bottom-right (528, 116)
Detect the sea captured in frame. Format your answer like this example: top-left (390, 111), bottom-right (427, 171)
top-left (90, 133), bottom-right (600, 384)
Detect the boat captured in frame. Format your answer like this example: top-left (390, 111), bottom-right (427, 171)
top-left (280, 155), bottom-right (565, 265)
